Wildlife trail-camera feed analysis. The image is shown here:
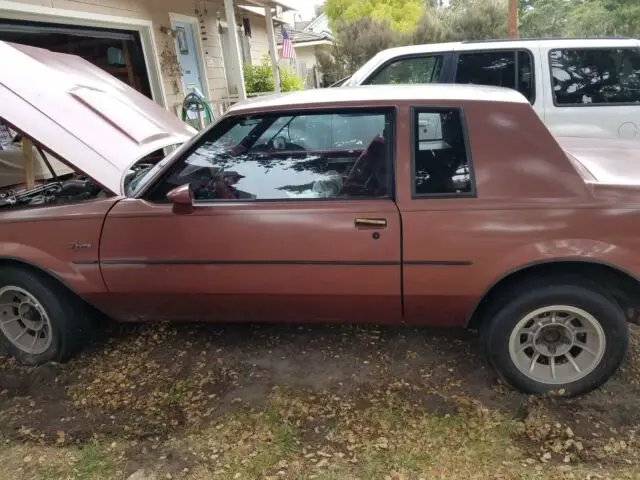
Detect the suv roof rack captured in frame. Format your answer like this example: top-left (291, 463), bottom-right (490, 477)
top-left (461, 36), bottom-right (630, 44)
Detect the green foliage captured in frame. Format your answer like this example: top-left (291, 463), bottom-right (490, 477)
top-left (244, 55), bottom-right (304, 94)
top-left (324, 0), bottom-right (424, 33)
top-left (444, 0), bottom-right (509, 41)
top-left (316, 0), bottom-right (640, 85)
top-left (243, 58), bottom-right (273, 94)
top-left (519, 0), bottom-right (571, 37)
top-left (280, 64), bottom-right (305, 91)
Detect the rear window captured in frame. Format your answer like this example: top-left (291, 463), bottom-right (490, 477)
top-left (550, 48), bottom-right (640, 106)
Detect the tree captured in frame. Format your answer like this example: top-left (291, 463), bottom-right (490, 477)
top-left (324, 0), bottom-right (424, 32)
top-left (519, 0), bottom-right (571, 37)
top-left (316, 0), bottom-right (640, 85)
top-left (316, 17), bottom-right (404, 85)
top-left (447, 0), bottom-right (509, 41)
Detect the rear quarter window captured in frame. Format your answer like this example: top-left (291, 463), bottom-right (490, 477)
top-left (550, 48), bottom-right (640, 106)
top-left (411, 108), bottom-right (474, 198)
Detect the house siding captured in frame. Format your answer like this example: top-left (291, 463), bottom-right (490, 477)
top-left (4, 0), bottom-right (274, 114)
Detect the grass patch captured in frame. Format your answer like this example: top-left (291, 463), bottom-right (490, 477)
top-left (0, 442), bottom-right (118, 480)
top-left (73, 444), bottom-right (117, 479)
top-left (167, 380), bottom-right (190, 406)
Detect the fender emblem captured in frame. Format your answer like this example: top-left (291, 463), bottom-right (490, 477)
top-left (69, 242), bottom-right (93, 250)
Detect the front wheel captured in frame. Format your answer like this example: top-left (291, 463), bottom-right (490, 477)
top-left (484, 283), bottom-right (628, 396)
top-left (0, 267), bottom-right (91, 365)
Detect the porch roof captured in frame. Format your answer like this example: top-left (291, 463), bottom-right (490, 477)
top-left (238, 0), bottom-right (296, 11)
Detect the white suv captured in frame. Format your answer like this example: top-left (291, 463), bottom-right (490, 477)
top-left (342, 38), bottom-right (640, 141)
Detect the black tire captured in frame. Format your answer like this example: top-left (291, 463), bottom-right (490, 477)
top-left (483, 281), bottom-right (628, 396)
top-left (0, 267), bottom-right (91, 365)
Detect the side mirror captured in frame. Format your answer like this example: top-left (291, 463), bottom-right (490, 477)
top-left (166, 183), bottom-right (194, 213)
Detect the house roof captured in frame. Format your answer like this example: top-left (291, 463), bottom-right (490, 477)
top-left (237, 0), bottom-right (294, 10)
top-left (303, 13), bottom-right (331, 35)
top-left (237, 5), bottom-right (286, 23)
top-left (276, 28), bottom-right (331, 45)
top-left (294, 21), bottom-right (311, 30)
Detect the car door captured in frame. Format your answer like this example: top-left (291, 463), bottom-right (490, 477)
top-left (397, 105), bottom-right (479, 327)
top-left (541, 44), bottom-right (640, 141)
top-left (98, 108), bottom-right (402, 323)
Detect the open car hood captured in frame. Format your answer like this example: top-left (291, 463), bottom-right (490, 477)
top-left (0, 41), bottom-right (196, 194)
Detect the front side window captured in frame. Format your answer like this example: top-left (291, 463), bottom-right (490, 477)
top-left (148, 110), bottom-right (393, 202)
top-left (550, 48), bottom-right (640, 105)
top-left (412, 108), bottom-right (473, 197)
top-left (367, 55), bottom-right (444, 85)
top-left (455, 50), bottom-right (535, 103)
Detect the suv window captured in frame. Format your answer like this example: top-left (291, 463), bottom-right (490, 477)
top-left (412, 108), bottom-right (472, 197)
top-left (550, 48), bottom-right (640, 105)
top-left (148, 110), bottom-right (393, 202)
top-left (367, 55), bottom-right (444, 85)
top-left (455, 50), bottom-right (535, 103)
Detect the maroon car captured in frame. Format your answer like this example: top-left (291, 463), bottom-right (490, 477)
top-left (0, 41), bottom-right (638, 396)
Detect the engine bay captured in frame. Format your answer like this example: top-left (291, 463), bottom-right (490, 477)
top-left (0, 125), bottom-right (164, 210)
top-left (0, 174), bottom-right (108, 209)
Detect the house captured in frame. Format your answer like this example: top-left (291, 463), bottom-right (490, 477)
top-left (276, 13), bottom-right (334, 88)
top-left (0, 0), bottom-right (295, 118)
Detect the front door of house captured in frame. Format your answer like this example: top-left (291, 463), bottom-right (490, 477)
top-left (171, 19), bottom-right (205, 96)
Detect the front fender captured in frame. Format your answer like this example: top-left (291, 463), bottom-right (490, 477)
top-left (0, 199), bottom-right (119, 296)
top-left (0, 246), bottom-right (105, 295)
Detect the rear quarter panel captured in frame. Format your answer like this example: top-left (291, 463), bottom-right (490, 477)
top-left (396, 100), bottom-right (640, 326)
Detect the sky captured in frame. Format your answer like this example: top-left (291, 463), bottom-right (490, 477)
top-left (281, 0), bottom-right (325, 21)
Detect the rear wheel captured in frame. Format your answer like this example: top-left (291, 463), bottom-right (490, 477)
top-left (483, 282), bottom-right (628, 396)
top-left (0, 267), bottom-right (91, 365)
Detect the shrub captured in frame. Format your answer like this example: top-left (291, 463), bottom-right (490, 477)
top-left (244, 54), bottom-right (304, 94)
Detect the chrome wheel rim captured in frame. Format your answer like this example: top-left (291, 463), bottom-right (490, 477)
top-left (508, 305), bottom-right (605, 385)
top-left (0, 286), bottom-right (52, 355)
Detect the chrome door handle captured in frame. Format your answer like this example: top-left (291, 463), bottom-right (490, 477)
top-left (355, 217), bottom-right (387, 227)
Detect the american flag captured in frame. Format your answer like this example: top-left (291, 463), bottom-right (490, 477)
top-left (280, 27), bottom-right (296, 61)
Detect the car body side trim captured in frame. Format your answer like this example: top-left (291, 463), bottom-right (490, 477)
top-left (73, 259), bottom-right (474, 266)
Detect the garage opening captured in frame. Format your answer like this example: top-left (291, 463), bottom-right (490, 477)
top-left (0, 19), bottom-right (152, 98)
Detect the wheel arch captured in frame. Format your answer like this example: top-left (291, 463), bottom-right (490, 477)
top-left (466, 258), bottom-right (640, 329)
top-left (0, 256), bottom-right (107, 317)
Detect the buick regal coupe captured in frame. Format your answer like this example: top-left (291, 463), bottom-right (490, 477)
top-left (1, 41), bottom-right (639, 396)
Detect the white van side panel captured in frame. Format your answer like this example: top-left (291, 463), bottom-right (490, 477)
top-left (540, 41), bottom-right (640, 141)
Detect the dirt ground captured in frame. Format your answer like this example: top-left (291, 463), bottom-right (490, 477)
top-left (1, 321), bottom-right (640, 479)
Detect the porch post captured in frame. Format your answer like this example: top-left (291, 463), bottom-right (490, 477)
top-left (223, 0), bottom-right (247, 100)
top-left (264, 6), bottom-right (281, 93)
